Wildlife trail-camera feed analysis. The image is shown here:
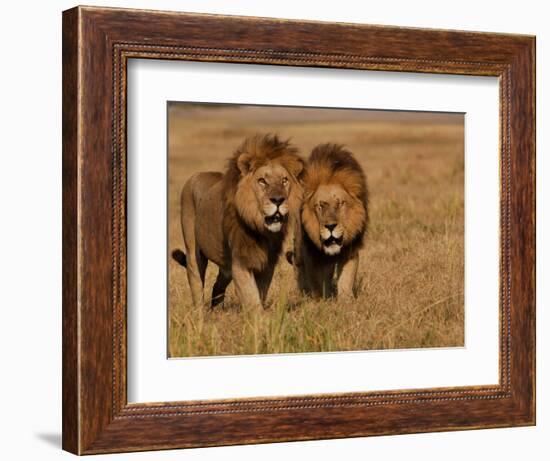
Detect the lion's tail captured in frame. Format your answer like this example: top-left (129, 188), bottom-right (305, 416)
top-left (171, 249), bottom-right (187, 268)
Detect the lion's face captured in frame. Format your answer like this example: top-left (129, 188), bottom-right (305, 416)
top-left (235, 159), bottom-right (302, 234)
top-left (303, 183), bottom-right (366, 256)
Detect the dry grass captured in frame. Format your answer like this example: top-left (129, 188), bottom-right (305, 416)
top-left (167, 104), bottom-right (464, 357)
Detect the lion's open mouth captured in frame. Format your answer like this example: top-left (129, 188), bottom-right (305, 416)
top-left (265, 212), bottom-right (284, 226)
top-left (264, 212), bottom-right (286, 232)
top-left (322, 235), bottom-right (343, 255)
top-left (323, 235), bottom-right (343, 247)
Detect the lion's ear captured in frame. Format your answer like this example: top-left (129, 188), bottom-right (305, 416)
top-left (237, 153), bottom-right (253, 175)
top-left (285, 156), bottom-right (305, 180)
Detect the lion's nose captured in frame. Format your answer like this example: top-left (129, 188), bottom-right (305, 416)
top-left (325, 223), bottom-right (337, 232)
top-left (270, 196), bottom-right (285, 206)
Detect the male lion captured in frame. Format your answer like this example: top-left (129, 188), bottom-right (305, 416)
top-left (172, 134), bottom-right (304, 309)
top-left (292, 144), bottom-right (368, 300)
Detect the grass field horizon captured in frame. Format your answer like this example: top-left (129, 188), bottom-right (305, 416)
top-left (167, 103), bottom-right (465, 358)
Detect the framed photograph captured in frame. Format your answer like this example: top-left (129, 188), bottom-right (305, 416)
top-left (62, 5), bottom-right (535, 455)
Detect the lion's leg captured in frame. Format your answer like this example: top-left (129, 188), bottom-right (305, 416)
top-left (183, 246), bottom-right (207, 308)
top-left (315, 266), bottom-right (336, 298)
top-left (181, 184), bottom-right (206, 308)
top-left (300, 251), bottom-right (333, 299)
top-left (297, 258), bottom-right (314, 297)
top-left (255, 264), bottom-right (276, 307)
top-left (196, 248), bottom-right (208, 285)
top-left (211, 269), bottom-right (232, 308)
top-left (336, 253), bottom-right (359, 300)
top-left (232, 258), bottom-right (263, 309)
top-left (304, 267), bottom-right (332, 298)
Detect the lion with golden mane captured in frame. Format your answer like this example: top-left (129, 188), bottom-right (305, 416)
top-left (172, 134), bottom-right (304, 309)
top-left (292, 144), bottom-right (368, 300)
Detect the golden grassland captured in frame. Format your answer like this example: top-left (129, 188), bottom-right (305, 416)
top-left (167, 105), bottom-right (464, 357)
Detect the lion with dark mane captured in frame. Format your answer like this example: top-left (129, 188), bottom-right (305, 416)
top-left (292, 144), bottom-right (368, 299)
top-left (172, 134), bottom-right (304, 309)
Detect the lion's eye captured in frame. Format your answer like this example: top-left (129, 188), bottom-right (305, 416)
top-left (258, 178), bottom-right (267, 186)
top-left (282, 177), bottom-right (288, 186)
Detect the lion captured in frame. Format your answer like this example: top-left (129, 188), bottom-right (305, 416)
top-left (172, 134), bottom-right (304, 309)
top-left (290, 143), bottom-right (368, 300)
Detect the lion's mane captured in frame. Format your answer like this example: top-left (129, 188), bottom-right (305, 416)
top-left (301, 143), bottom-right (369, 255)
top-left (222, 134), bottom-right (304, 272)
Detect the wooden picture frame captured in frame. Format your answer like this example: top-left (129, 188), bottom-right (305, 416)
top-left (62, 5), bottom-right (535, 455)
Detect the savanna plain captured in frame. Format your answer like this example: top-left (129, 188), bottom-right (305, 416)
top-left (168, 104), bottom-right (464, 357)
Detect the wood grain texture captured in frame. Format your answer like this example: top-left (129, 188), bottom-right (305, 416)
top-left (61, 7), bottom-right (79, 454)
top-left (62, 5), bottom-right (536, 455)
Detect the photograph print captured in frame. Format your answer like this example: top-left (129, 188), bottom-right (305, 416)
top-left (168, 103), bottom-right (465, 358)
